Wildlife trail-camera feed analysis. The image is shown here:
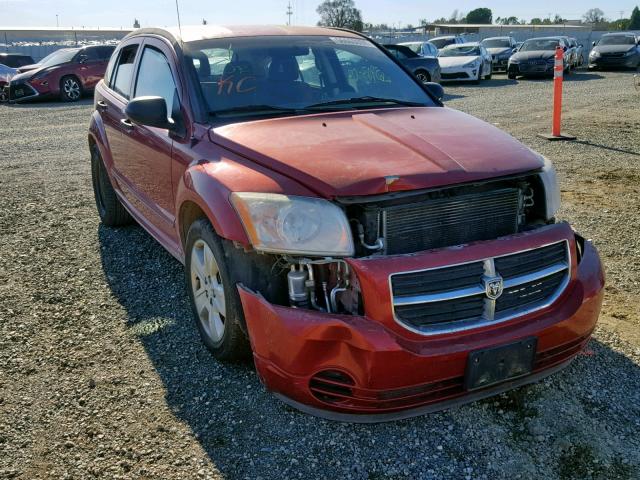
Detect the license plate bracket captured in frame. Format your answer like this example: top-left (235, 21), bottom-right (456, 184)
top-left (465, 337), bottom-right (537, 391)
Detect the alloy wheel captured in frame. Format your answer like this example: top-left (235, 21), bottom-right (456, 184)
top-left (63, 78), bottom-right (81, 100)
top-left (190, 239), bottom-right (226, 343)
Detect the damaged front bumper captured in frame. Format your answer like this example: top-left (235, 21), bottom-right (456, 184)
top-left (238, 223), bottom-right (605, 422)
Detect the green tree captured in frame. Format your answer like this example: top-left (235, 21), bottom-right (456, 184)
top-left (316, 0), bottom-right (364, 32)
top-left (466, 8), bottom-right (493, 24)
top-left (629, 6), bottom-right (640, 30)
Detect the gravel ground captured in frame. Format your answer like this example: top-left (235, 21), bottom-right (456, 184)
top-left (1, 70), bottom-right (639, 480)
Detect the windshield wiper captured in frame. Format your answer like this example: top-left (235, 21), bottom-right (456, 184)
top-left (305, 96), bottom-right (426, 110)
top-left (211, 104), bottom-right (304, 117)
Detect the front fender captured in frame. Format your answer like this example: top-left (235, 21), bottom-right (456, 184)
top-left (174, 153), bottom-right (316, 249)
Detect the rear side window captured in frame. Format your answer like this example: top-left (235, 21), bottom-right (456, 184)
top-left (84, 48), bottom-right (101, 61)
top-left (110, 45), bottom-right (139, 99)
top-left (134, 47), bottom-right (177, 117)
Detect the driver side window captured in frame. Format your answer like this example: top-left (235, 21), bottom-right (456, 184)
top-left (134, 46), bottom-right (178, 118)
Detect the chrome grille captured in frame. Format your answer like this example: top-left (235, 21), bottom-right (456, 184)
top-left (390, 241), bottom-right (570, 335)
top-left (383, 188), bottom-right (521, 255)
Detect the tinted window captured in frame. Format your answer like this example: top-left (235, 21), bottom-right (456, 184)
top-left (598, 35), bottom-right (636, 46)
top-left (520, 39), bottom-right (560, 52)
top-left (111, 45), bottom-right (138, 99)
top-left (481, 39), bottom-right (511, 48)
top-left (2, 55), bottom-right (35, 68)
top-left (431, 38), bottom-right (455, 49)
top-left (99, 46), bottom-right (116, 60)
top-left (134, 46), bottom-right (177, 117)
top-left (81, 47), bottom-right (101, 61)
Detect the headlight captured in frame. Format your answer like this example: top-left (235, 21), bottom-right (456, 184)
top-left (623, 50), bottom-right (634, 57)
top-left (230, 192), bottom-right (354, 256)
top-left (538, 157), bottom-right (561, 220)
top-left (589, 50), bottom-right (600, 58)
top-left (30, 68), bottom-right (54, 81)
top-left (463, 59), bottom-right (479, 68)
top-left (509, 58), bottom-right (520, 64)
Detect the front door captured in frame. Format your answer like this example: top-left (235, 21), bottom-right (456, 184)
top-left (115, 39), bottom-right (180, 239)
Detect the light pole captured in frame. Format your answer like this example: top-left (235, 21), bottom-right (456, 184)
top-left (56, 14), bottom-right (59, 28)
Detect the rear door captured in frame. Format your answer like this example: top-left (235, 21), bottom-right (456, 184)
top-left (77, 48), bottom-right (104, 88)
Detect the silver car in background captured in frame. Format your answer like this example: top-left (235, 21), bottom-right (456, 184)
top-left (399, 41), bottom-right (438, 58)
top-left (481, 36), bottom-right (518, 73)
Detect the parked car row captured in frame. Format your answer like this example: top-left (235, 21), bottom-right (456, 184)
top-left (382, 32), bottom-right (639, 84)
top-left (1, 45), bottom-right (115, 103)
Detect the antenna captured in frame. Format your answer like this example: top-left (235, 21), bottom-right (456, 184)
top-left (175, 0), bottom-right (183, 38)
top-left (286, 2), bottom-right (293, 26)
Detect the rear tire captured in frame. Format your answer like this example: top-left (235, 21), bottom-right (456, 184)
top-left (185, 218), bottom-right (251, 361)
top-left (90, 145), bottom-right (132, 226)
top-left (60, 75), bottom-right (82, 102)
top-left (508, 71), bottom-right (517, 80)
top-left (415, 69), bottom-right (430, 84)
top-left (485, 66), bottom-right (492, 80)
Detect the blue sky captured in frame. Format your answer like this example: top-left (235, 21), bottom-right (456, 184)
top-left (1, 0), bottom-right (638, 28)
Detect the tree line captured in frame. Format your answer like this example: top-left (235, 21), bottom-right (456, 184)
top-left (315, 1), bottom-right (640, 32)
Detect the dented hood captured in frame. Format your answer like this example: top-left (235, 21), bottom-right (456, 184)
top-left (210, 107), bottom-right (544, 197)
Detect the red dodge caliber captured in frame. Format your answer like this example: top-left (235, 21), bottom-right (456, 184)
top-left (89, 26), bottom-right (604, 422)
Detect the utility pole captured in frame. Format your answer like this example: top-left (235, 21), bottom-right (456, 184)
top-left (286, 2), bottom-right (293, 26)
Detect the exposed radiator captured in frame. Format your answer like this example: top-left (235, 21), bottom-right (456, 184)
top-left (382, 188), bottom-right (522, 255)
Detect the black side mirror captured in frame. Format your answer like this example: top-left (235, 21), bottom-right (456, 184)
top-left (563, 46), bottom-right (568, 52)
top-left (125, 96), bottom-right (173, 130)
top-left (78, 55), bottom-right (88, 64)
top-left (424, 82), bottom-right (444, 101)
top-left (592, 41), bottom-right (596, 47)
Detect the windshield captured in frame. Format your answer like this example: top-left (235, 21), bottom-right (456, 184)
top-left (439, 45), bottom-right (480, 57)
top-left (184, 35), bottom-right (435, 119)
top-left (481, 39), bottom-right (511, 48)
top-left (39, 49), bottom-right (78, 68)
top-left (598, 35), bottom-right (636, 46)
top-left (430, 38), bottom-right (455, 49)
top-left (520, 39), bottom-right (560, 52)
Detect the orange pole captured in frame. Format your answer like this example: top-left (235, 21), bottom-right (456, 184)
top-left (552, 46), bottom-right (564, 137)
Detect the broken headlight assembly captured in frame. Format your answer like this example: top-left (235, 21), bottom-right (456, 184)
top-left (538, 156), bottom-right (561, 220)
top-left (230, 192), bottom-right (355, 257)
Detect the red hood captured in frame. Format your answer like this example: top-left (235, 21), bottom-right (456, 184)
top-left (210, 107), bottom-right (544, 197)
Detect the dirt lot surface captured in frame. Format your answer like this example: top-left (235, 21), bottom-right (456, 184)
top-left (1, 70), bottom-right (639, 480)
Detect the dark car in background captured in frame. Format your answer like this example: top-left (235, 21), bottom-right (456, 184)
top-left (0, 63), bottom-right (18, 101)
top-left (481, 36), bottom-right (517, 73)
top-left (8, 45), bottom-right (115, 102)
top-left (384, 44), bottom-right (441, 83)
top-left (589, 33), bottom-right (640, 70)
top-left (508, 37), bottom-right (571, 79)
top-left (0, 53), bottom-right (35, 69)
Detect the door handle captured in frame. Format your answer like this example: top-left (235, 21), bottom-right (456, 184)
top-left (96, 100), bottom-right (108, 112)
top-left (120, 118), bottom-right (135, 131)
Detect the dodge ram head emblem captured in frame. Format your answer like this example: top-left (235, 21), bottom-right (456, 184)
top-left (484, 276), bottom-right (504, 300)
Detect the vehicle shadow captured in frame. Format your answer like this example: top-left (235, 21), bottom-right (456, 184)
top-left (573, 140), bottom-right (640, 156)
top-left (98, 223), bottom-right (640, 479)
top-left (443, 92), bottom-right (466, 100)
top-left (2, 97), bottom-right (93, 108)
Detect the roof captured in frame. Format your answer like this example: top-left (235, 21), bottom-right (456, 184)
top-left (129, 25), bottom-right (362, 43)
top-left (444, 42), bottom-right (480, 48)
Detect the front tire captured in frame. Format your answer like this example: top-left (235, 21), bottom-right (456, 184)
top-left (473, 66), bottom-right (482, 84)
top-left (185, 218), bottom-right (250, 361)
top-left (60, 75), bottom-right (82, 102)
top-left (91, 145), bottom-right (132, 226)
